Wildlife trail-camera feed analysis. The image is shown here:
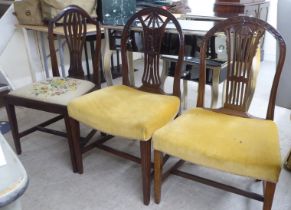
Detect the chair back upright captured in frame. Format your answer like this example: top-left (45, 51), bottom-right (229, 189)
top-left (121, 7), bottom-right (185, 97)
top-left (48, 5), bottom-right (102, 87)
top-left (197, 16), bottom-right (286, 120)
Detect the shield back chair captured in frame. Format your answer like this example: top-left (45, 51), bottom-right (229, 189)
top-left (153, 16), bottom-right (286, 210)
top-left (160, 33), bottom-right (261, 110)
top-left (4, 5), bottom-right (102, 172)
top-left (67, 7), bottom-right (184, 205)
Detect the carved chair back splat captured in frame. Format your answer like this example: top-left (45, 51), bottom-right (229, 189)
top-left (120, 7), bottom-right (185, 97)
top-left (197, 16), bottom-right (286, 119)
top-left (48, 6), bottom-right (102, 86)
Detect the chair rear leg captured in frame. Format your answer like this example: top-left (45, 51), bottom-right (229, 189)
top-left (5, 103), bottom-right (21, 154)
top-left (154, 150), bottom-right (163, 204)
top-left (68, 117), bottom-right (83, 174)
top-left (263, 181), bottom-right (276, 210)
top-left (140, 140), bottom-right (151, 205)
top-left (64, 114), bottom-right (78, 173)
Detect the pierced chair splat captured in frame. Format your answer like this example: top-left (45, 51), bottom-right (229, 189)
top-left (153, 16), bottom-right (286, 210)
top-left (67, 7), bottom-right (185, 205)
top-left (4, 5), bottom-right (102, 172)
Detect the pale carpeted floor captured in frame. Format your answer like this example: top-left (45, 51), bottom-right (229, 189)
top-left (1, 60), bottom-right (291, 210)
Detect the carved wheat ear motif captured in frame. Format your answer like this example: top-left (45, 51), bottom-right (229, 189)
top-left (63, 12), bottom-right (87, 78)
top-left (224, 24), bottom-right (264, 111)
top-left (137, 12), bottom-right (170, 88)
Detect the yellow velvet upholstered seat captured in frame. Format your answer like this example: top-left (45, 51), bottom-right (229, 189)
top-left (153, 108), bottom-right (281, 183)
top-left (68, 85), bottom-right (180, 141)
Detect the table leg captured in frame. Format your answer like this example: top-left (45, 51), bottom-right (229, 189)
top-left (211, 67), bottom-right (221, 108)
top-left (181, 63), bottom-right (188, 109)
top-left (39, 32), bottom-right (49, 78)
top-left (84, 41), bottom-right (90, 79)
top-left (182, 80), bottom-right (188, 110)
top-left (102, 28), bottom-right (113, 86)
top-left (127, 51), bottom-right (135, 86)
top-left (221, 79), bottom-right (227, 106)
top-left (160, 59), bottom-right (169, 90)
top-left (22, 28), bottom-right (38, 82)
top-left (57, 36), bottom-right (66, 77)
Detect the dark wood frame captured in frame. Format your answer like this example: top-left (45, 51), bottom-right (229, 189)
top-left (69, 7), bottom-right (184, 205)
top-left (154, 16), bottom-right (286, 210)
top-left (4, 5), bottom-right (102, 172)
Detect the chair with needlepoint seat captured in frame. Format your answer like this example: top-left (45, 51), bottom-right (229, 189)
top-left (4, 5), bottom-right (102, 172)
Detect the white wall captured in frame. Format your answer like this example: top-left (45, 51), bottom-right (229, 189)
top-left (187, 0), bottom-right (215, 16)
top-left (276, 0), bottom-right (291, 108)
top-left (0, 5), bottom-right (35, 88)
top-left (264, 0), bottom-right (278, 62)
top-left (0, 30), bottom-right (33, 88)
top-left (0, 5), bottom-right (15, 55)
top-left (183, 0), bottom-right (278, 61)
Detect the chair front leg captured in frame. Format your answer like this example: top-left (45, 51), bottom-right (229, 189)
top-left (68, 117), bottom-right (83, 174)
top-left (64, 114), bottom-right (78, 173)
top-left (154, 150), bottom-right (163, 204)
top-left (263, 181), bottom-right (276, 210)
top-left (5, 103), bottom-right (21, 154)
top-left (140, 140), bottom-right (151, 205)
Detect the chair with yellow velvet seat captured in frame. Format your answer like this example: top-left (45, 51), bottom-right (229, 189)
top-left (153, 16), bottom-right (286, 210)
top-left (67, 7), bottom-right (184, 205)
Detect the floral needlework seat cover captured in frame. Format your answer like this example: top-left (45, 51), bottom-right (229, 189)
top-left (32, 78), bottom-right (79, 97)
top-left (9, 77), bottom-right (95, 106)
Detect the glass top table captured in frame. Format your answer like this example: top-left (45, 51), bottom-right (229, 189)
top-left (0, 133), bottom-right (28, 210)
top-left (101, 16), bottom-right (225, 85)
